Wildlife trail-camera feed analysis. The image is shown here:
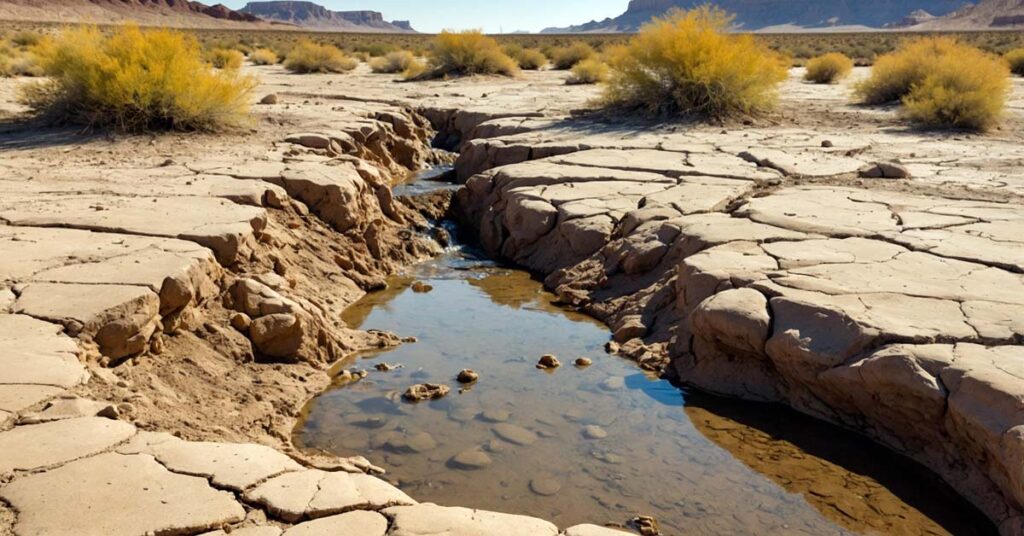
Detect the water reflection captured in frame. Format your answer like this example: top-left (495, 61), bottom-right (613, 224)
top-left (297, 249), bottom-right (994, 535)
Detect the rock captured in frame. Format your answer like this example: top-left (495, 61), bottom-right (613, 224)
top-left (282, 511), bottom-right (387, 536)
top-left (631, 515), bottom-right (661, 536)
top-left (249, 313), bottom-right (303, 361)
top-left (492, 423), bottom-right (537, 446)
top-left (375, 362), bottom-right (401, 372)
top-left (563, 524), bottom-right (632, 536)
top-left (582, 425), bottom-right (607, 440)
top-left (118, 432), bottom-right (304, 492)
top-left (259, 94), bottom-right (279, 105)
top-left (0, 452), bottom-right (244, 536)
top-left (0, 417), bottom-right (136, 473)
top-left (613, 316), bottom-right (647, 343)
top-left (449, 448), bottom-right (492, 470)
top-left (859, 161), bottom-right (911, 179)
top-left (411, 281), bottom-right (434, 293)
top-left (536, 354), bottom-right (561, 369)
top-left (457, 369), bottom-right (479, 383)
top-left (17, 397), bottom-right (119, 424)
top-left (480, 409), bottom-right (510, 423)
top-left (690, 288), bottom-right (771, 355)
top-left (230, 312), bottom-right (251, 333)
top-left (574, 357), bottom-right (593, 367)
top-left (384, 503), bottom-right (558, 536)
top-left (403, 383), bottom-right (451, 402)
top-left (529, 475), bottom-right (562, 496)
top-left (599, 377), bottom-right (625, 391)
top-left (245, 469), bottom-right (415, 522)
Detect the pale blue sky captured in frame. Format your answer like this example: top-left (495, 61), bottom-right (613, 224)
top-left (224, 0), bottom-right (628, 33)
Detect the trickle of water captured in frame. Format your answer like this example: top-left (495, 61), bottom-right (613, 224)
top-left (295, 169), bottom-right (995, 535)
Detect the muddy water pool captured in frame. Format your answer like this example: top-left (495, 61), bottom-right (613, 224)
top-left (296, 178), bottom-right (994, 535)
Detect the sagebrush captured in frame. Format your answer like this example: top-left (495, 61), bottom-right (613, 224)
top-left (550, 42), bottom-right (596, 70)
top-left (284, 40), bottom-right (358, 73)
top-left (21, 26), bottom-right (255, 131)
top-left (249, 47), bottom-right (278, 65)
top-left (603, 7), bottom-right (788, 119)
top-left (856, 37), bottom-right (1009, 130)
top-left (803, 52), bottom-right (853, 83)
top-left (1006, 48), bottom-right (1024, 76)
top-left (369, 50), bottom-right (422, 75)
top-left (567, 58), bottom-right (608, 85)
top-left (414, 30), bottom-right (518, 79)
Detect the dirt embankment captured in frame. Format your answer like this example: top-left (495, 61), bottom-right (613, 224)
top-left (448, 102), bottom-right (1024, 534)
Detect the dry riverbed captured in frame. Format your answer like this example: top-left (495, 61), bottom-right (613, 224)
top-left (0, 64), bottom-right (1022, 535)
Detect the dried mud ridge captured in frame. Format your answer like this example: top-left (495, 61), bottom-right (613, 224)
top-left (0, 81), bottom-right (1022, 536)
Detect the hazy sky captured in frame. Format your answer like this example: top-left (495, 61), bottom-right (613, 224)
top-left (222, 0), bottom-right (628, 33)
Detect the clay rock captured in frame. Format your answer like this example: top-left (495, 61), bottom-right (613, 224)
top-left (402, 383), bottom-right (450, 402)
top-left (228, 278), bottom-right (298, 319)
top-left (859, 161), bottom-right (911, 179)
top-left (537, 354), bottom-right (561, 369)
top-left (613, 316), bottom-right (647, 344)
top-left (505, 197), bottom-right (558, 244)
top-left (690, 289), bottom-right (770, 355)
top-left (249, 314), bottom-right (303, 362)
top-left (456, 369), bottom-right (479, 383)
top-left (259, 94), bottom-right (279, 105)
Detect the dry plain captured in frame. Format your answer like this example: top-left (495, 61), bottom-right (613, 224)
top-left (1, 55), bottom-right (1024, 536)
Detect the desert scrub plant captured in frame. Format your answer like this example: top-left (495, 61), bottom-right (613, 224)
top-left (21, 25), bottom-right (255, 132)
top-left (10, 30), bottom-right (41, 47)
top-left (208, 48), bottom-right (243, 70)
top-left (567, 58), bottom-right (609, 85)
top-left (603, 7), bottom-right (788, 119)
top-left (856, 37), bottom-right (1009, 130)
top-left (509, 47), bottom-right (547, 70)
top-left (284, 41), bottom-right (358, 73)
top-left (413, 30), bottom-right (518, 79)
top-left (369, 50), bottom-right (420, 74)
top-left (803, 52), bottom-right (853, 83)
top-left (249, 47), bottom-right (279, 65)
top-left (550, 42), bottom-right (596, 70)
top-left (1006, 48), bottom-right (1024, 76)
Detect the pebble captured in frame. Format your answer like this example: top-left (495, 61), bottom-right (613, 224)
top-left (582, 425), bottom-right (607, 439)
top-left (529, 476), bottom-right (563, 496)
top-left (632, 515), bottom-right (661, 536)
top-left (479, 409), bottom-right (510, 423)
top-left (492, 423), bottom-right (538, 446)
top-left (411, 281), bottom-right (434, 293)
top-left (447, 406), bottom-right (478, 422)
top-left (375, 362), bottom-right (401, 372)
top-left (403, 383), bottom-right (450, 402)
top-left (574, 357), bottom-right (593, 367)
top-left (449, 448), bottom-right (492, 470)
top-left (600, 377), bottom-right (625, 391)
top-left (537, 354), bottom-right (561, 369)
top-left (456, 369), bottom-right (479, 383)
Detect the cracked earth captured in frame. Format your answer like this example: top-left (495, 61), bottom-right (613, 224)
top-left (0, 64), bottom-right (1022, 535)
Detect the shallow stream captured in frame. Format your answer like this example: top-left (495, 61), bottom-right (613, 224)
top-left (295, 173), bottom-right (995, 535)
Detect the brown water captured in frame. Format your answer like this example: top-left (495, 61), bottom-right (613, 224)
top-left (296, 237), bottom-right (995, 536)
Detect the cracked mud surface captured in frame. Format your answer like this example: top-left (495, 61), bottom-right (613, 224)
top-left (0, 63), bottom-right (1022, 535)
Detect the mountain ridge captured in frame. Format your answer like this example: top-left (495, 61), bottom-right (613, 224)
top-left (542, 0), bottom-right (985, 32)
top-left (239, 1), bottom-right (416, 32)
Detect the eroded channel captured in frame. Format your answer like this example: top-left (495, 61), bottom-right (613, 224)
top-left (295, 177), bottom-right (995, 536)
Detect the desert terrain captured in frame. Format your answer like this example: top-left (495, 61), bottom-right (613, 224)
top-left (1, 19), bottom-right (1024, 536)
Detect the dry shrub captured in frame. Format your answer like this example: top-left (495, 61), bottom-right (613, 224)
top-left (505, 45), bottom-right (546, 70)
top-left (1006, 48), bottom-right (1024, 76)
top-left (603, 7), bottom-right (788, 119)
top-left (414, 30), bottom-right (518, 80)
top-left (0, 46), bottom-right (44, 77)
top-left (369, 50), bottom-right (420, 74)
top-left (550, 42), bottom-right (595, 70)
top-left (21, 26), bottom-right (255, 131)
top-left (208, 48), bottom-right (243, 70)
top-left (285, 40), bottom-right (358, 73)
top-left (250, 48), bottom-right (279, 65)
top-left (567, 58), bottom-right (608, 85)
top-left (803, 52), bottom-right (853, 84)
top-left (856, 37), bottom-right (1009, 130)
top-left (11, 30), bottom-right (41, 47)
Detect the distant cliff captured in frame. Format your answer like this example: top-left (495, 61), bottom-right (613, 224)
top-left (240, 1), bottom-right (416, 32)
top-left (542, 0), bottom-right (970, 32)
